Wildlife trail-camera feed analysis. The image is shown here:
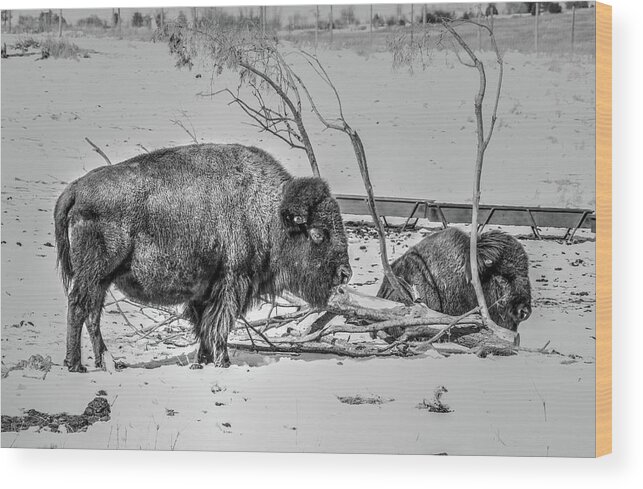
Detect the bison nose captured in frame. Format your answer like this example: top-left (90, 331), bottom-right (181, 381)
top-left (336, 264), bottom-right (352, 285)
top-left (517, 305), bottom-right (532, 321)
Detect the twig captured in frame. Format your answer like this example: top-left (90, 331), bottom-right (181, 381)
top-left (170, 117), bottom-right (199, 144)
top-left (107, 290), bottom-right (143, 336)
top-left (241, 317), bottom-right (277, 350)
top-left (84, 137), bottom-right (112, 165)
top-left (243, 320), bottom-right (257, 351)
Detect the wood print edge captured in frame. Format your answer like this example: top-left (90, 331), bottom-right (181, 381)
top-left (595, 1), bottom-right (612, 458)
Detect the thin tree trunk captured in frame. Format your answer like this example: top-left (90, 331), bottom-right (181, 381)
top-left (442, 20), bottom-right (504, 327)
top-left (293, 52), bottom-right (413, 303)
top-left (329, 6), bottom-right (334, 45)
top-left (571, 6), bottom-right (576, 55)
top-left (58, 9), bottom-right (62, 37)
top-left (346, 129), bottom-right (412, 302)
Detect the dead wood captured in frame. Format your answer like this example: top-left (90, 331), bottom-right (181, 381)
top-left (327, 287), bottom-right (517, 344)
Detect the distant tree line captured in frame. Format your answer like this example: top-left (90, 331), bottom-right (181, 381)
top-left (2, 3), bottom-right (593, 35)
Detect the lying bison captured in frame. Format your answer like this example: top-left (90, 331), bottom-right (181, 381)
top-left (378, 227), bottom-right (531, 333)
top-left (54, 144), bottom-right (352, 372)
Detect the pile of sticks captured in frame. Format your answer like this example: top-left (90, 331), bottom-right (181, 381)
top-left (108, 286), bottom-right (518, 360)
top-left (229, 287), bottom-right (517, 358)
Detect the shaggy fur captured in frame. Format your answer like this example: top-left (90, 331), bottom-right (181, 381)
top-left (378, 227), bottom-right (532, 333)
top-left (54, 143), bottom-right (351, 371)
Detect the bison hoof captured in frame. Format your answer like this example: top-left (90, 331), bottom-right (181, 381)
top-left (213, 357), bottom-right (231, 368)
top-left (189, 363), bottom-right (204, 370)
top-left (64, 359), bottom-right (87, 373)
top-left (97, 351), bottom-right (118, 373)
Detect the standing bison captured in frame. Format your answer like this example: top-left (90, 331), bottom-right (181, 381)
top-left (378, 227), bottom-right (531, 333)
top-left (54, 144), bottom-right (351, 372)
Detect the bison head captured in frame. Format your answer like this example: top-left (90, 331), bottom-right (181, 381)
top-left (476, 231), bottom-right (532, 332)
top-left (275, 177), bottom-right (351, 307)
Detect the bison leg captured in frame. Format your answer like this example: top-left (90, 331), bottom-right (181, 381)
top-left (65, 220), bottom-right (127, 372)
top-left (85, 285), bottom-right (112, 370)
top-left (65, 290), bottom-right (88, 373)
top-left (191, 279), bottom-right (247, 368)
top-left (185, 300), bottom-right (215, 366)
top-left (195, 301), bottom-right (232, 368)
top-left (65, 281), bottom-right (108, 372)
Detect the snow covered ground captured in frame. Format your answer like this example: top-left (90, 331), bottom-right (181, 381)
top-left (1, 34), bottom-right (596, 456)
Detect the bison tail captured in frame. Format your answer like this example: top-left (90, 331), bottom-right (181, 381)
top-left (54, 186), bottom-right (76, 294)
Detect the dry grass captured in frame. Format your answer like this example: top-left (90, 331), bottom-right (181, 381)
top-left (285, 10), bottom-right (595, 57)
top-left (39, 37), bottom-right (90, 59)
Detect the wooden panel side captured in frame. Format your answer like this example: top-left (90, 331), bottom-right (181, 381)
top-left (595, 1), bottom-right (612, 458)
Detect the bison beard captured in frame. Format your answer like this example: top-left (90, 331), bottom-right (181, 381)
top-left (378, 227), bottom-right (532, 335)
top-left (54, 144), bottom-right (351, 372)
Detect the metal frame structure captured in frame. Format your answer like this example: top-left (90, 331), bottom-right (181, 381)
top-left (335, 194), bottom-right (595, 242)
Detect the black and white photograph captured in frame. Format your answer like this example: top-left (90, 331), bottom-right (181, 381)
top-left (2, 2), bottom-right (604, 457)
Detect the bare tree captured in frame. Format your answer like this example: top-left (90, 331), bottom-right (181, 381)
top-left (167, 20), bottom-right (321, 177)
top-left (441, 19), bottom-right (504, 327)
top-left (387, 18), bottom-right (505, 328)
top-left (290, 51), bottom-right (413, 302)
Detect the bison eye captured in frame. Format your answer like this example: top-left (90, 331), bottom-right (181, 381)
top-left (308, 228), bottom-right (325, 244)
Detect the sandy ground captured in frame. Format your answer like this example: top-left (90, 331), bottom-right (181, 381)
top-left (1, 35), bottom-right (596, 456)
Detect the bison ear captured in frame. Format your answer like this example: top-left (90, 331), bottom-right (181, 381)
top-left (280, 177), bottom-right (330, 230)
top-left (476, 231), bottom-right (509, 276)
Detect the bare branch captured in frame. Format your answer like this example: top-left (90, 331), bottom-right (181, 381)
top-left (291, 50), bottom-right (414, 303)
top-left (170, 115), bottom-right (199, 145)
top-left (84, 137), bottom-right (112, 165)
top-left (440, 19), bottom-right (505, 327)
top-left (218, 88), bottom-right (307, 150)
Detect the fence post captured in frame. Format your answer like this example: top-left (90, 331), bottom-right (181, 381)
top-left (315, 6), bottom-right (319, 48)
top-left (370, 5), bottom-right (373, 48)
top-left (478, 3), bottom-right (482, 50)
top-left (58, 9), bottom-right (62, 37)
top-left (329, 5), bottom-right (333, 45)
top-left (410, 4), bottom-right (414, 44)
top-left (571, 5), bottom-right (576, 55)
top-left (259, 5), bottom-right (266, 35)
top-left (534, 2), bottom-right (539, 55)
